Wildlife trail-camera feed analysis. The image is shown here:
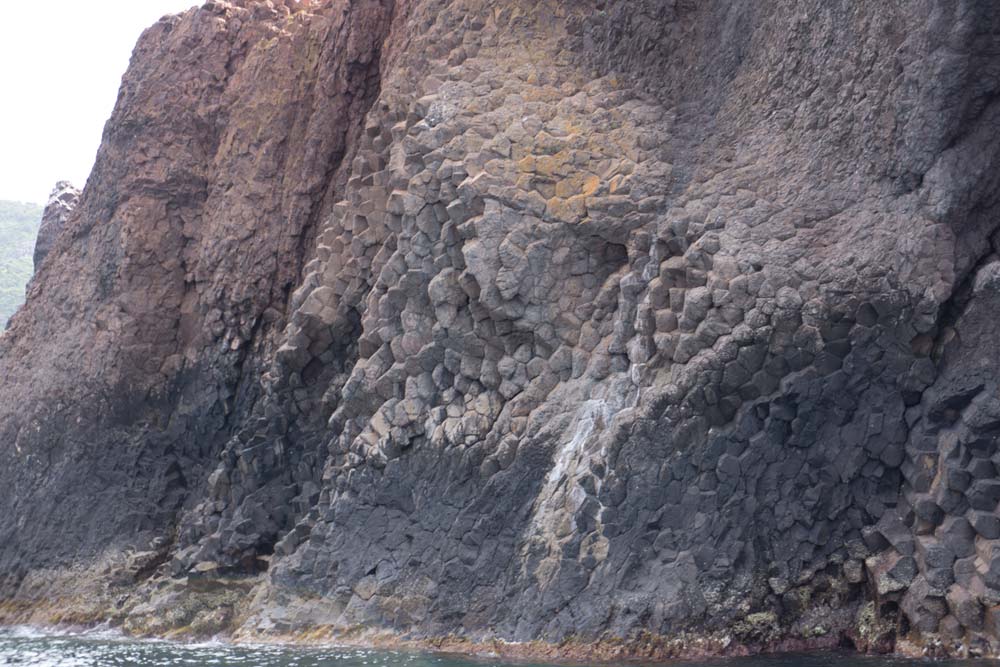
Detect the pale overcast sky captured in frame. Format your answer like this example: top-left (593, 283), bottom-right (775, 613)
top-left (0, 0), bottom-right (198, 204)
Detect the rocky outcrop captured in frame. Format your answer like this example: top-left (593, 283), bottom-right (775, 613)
top-left (0, 0), bottom-right (392, 616)
top-left (2, 0), bottom-right (1000, 659)
top-left (32, 182), bottom-right (79, 270)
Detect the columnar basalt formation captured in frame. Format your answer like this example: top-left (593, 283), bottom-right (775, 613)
top-left (0, 0), bottom-right (392, 616)
top-left (2, 0), bottom-right (1000, 658)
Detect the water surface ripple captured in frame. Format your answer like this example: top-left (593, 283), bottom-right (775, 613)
top-left (2, 628), bottom-right (1000, 667)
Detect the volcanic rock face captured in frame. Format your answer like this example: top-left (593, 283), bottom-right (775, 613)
top-left (32, 182), bottom-right (79, 270)
top-left (0, 0), bottom-right (392, 611)
top-left (2, 0), bottom-right (1000, 657)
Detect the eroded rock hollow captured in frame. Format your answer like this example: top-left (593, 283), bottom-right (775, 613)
top-left (2, 0), bottom-right (1000, 658)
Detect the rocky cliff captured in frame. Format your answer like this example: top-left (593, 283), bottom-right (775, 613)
top-left (2, 0), bottom-right (1000, 658)
top-left (32, 182), bottom-right (80, 271)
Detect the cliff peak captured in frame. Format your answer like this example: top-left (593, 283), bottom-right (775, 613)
top-left (32, 181), bottom-right (79, 271)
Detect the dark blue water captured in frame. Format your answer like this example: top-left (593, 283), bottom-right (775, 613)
top-left (1, 627), bottom-right (998, 667)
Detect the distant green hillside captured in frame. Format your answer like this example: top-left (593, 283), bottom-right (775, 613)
top-left (0, 200), bottom-right (43, 328)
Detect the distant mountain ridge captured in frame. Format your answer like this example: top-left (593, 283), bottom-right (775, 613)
top-left (0, 200), bottom-right (42, 327)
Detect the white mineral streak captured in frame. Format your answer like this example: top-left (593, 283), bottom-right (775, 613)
top-left (526, 378), bottom-right (638, 585)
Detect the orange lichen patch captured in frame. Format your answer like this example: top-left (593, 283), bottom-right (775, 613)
top-left (546, 195), bottom-right (587, 223)
top-left (581, 174), bottom-right (601, 196)
top-left (608, 174), bottom-right (625, 194)
top-left (521, 86), bottom-right (563, 103)
top-left (534, 153), bottom-right (576, 178)
top-left (555, 173), bottom-right (601, 198)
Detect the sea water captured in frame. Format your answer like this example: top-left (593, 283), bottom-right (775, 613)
top-left (1, 627), bottom-right (999, 667)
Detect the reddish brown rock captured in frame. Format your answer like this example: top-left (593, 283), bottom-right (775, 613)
top-left (0, 0), bottom-right (393, 601)
top-left (32, 181), bottom-right (79, 271)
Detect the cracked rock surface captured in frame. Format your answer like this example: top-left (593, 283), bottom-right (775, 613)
top-left (33, 182), bottom-right (79, 271)
top-left (2, 0), bottom-right (1000, 658)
